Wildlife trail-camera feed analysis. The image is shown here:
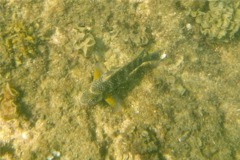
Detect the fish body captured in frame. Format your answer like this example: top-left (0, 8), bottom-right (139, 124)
top-left (80, 50), bottom-right (162, 107)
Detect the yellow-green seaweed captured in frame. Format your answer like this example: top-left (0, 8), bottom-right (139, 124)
top-left (191, 0), bottom-right (240, 39)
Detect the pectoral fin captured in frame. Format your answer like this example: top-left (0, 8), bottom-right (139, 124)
top-left (104, 94), bottom-right (122, 110)
top-left (93, 63), bottom-right (122, 109)
top-left (93, 63), bottom-right (107, 80)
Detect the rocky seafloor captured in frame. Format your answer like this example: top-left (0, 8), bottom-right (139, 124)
top-left (0, 0), bottom-right (240, 159)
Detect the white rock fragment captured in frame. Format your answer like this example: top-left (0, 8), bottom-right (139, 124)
top-left (186, 23), bottom-right (192, 30)
top-left (46, 155), bottom-right (54, 160)
top-left (161, 53), bottom-right (167, 60)
top-left (21, 132), bottom-right (28, 140)
top-left (52, 150), bottom-right (61, 157)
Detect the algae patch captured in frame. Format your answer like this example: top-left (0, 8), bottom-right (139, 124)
top-left (192, 0), bottom-right (240, 39)
top-left (0, 83), bottom-right (18, 120)
top-left (178, 0), bottom-right (240, 40)
top-left (0, 2), bottom-right (49, 76)
top-left (1, 20), bottom-right (47, 66)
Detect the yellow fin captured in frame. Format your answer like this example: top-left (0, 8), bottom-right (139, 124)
top-left (104, 95), bottom-right (123, 110)
top-left (104, 95), bottom-right (117, 107)
top-left (93, 68), bottom-right (101, 80)
top-left (93, 63), bottom-right (106, 80)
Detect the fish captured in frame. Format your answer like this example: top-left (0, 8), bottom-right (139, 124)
top-left (80, 50), bottom-right (165, 107)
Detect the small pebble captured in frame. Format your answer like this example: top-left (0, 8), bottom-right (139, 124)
top-left (161, 53), bottom-right (167, 60)
top-left (186, 23), bottom-right (192, 30)
top-left (46, 155), bottom-right (54, 160)
top-left (52, 150), bottom-right (61, 157)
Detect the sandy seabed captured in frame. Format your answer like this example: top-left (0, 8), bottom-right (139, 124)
top-left (0, 0), bottom-right (239, 159)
